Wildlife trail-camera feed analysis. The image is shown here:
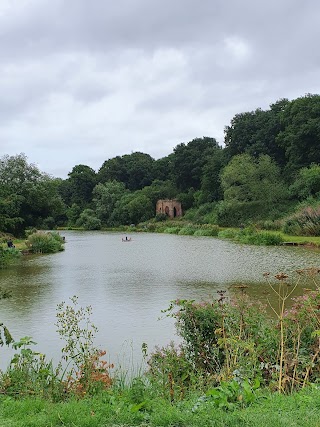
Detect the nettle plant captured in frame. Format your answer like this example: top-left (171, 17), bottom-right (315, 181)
top-left (55, 296), bottom-right (113, 396)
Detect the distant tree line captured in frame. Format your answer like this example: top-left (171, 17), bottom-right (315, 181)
top-left (2, 93), bottom-right (320, 235)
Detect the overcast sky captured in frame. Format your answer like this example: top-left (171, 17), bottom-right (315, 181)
top-left (0, 0), bottom-right (319, 178)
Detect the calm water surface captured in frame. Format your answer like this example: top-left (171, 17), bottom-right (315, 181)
top-left (0, 231), bottom-right (319, 370)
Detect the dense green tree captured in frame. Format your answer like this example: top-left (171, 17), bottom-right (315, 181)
top-left (224, 99), bottom-right (288, 165)
top-left (66, 203), bottom-right (82, 227)
top-left (0, 194), bottom-right (24, 234)
top-left (153, 154), bottom-right (175, 182)
top-left (76, 209), bottom-right (101, 230)
top-left (0, 154), bottom-right (65, 234)
top-left (216, 154), bottom-right (290, 227)
top-left (93, 180), bottom-right (127, 226)
top-left (123, 152), bottom-right (155, 190)
top-left (33, 178), bottom-right (66, 227)
top-left (97, 156), bottom-right (127, 185)
top-left (111, 192), bottom-right (154, 225)
top-left (276, 94), bottom-right (320, 177)
top-left (290, 164), bottom-right (320, 200)
top-left (176, 188), bottom-right (196, 211)
top-left (97, 152), bottom-right (155, 191)
top-left (62, 165), bottom-right (96, 208)
top-left (140, 180), bottom-right (177, 206)
top-left (221, 154), bottom-right (288, 204)
top-left (172, 137), bottom-right (220, 191)
top-left (200, 148), bottom-right (227, 203)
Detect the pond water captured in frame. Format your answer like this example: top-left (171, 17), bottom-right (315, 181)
top-left (0, 231), bottom-right (319, 371)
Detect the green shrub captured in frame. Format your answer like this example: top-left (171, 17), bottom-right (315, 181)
top-left (178, 226), bottom-right (196, 235)
top-left (42, 216), bottom-right (56, 230)
top-left (203, 210), bottom-right (218, 225)
top-left (216, 201), bottom-right (266, 227)
top-left (158, 296), bottom-right (277, 385)
top-left (237, 229), bottom-right (283, 246)
top-left (0, 247), bottom-right (20, 268)
top-left (164, 227), bottom-right (181, 234)
top-left (155, 213), bottom-right (168, 222)
top-left (147, 342), bottom-right (198, 400)
top-left (199, 225), bottom-right (219, 236)
top-left (26, 231), bottom-right (65, 254)
top-left (259, 220), bottom-right (283, 231)
top-left (183, 203), bottom-right (217, 225)
top-left (0, 336), bottom-right (61, 398)
top-left (55, 296), bottom-right (112, 397)
top-left (25, 227), bottom-right (38, 237)
top-left (218, 229), bottom-right (238, 239)
top-left (153, 271), bottom-right (320, 395)
top-left (76, 209), bottom-right (101, 230)
top-left (282, 206), bottom-right (320, 236)
top-left (218, 228), bottom-right (283, 246)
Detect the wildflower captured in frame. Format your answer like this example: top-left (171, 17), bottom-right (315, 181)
top-left (275, 272), bottom-right (288, 281)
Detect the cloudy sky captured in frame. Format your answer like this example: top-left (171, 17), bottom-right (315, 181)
top-left (0, 0), bottom-right (319, 178)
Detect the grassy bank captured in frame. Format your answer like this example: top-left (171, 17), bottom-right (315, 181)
top-left (1, 231), bottom-right (65, 255)
top-left (58, 222), bottom-right (320, 248)
top-left (0, 386), bottom-right (320, 427)
top-left (97, 222), bottom-right (320, 247)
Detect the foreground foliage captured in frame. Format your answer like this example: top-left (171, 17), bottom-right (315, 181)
top-left (0, 386), bottom-right (320, 427)
top-left (0, 269), bottom-right (320, 425)
top-left (150, 270), bottom-right (320, 397)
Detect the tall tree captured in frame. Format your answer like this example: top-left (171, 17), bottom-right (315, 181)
top-left (93, 180), bottom-right (127, 226)
top-left (221, 153), bottom-right (288, 204)
top-left (200, 148), bottom-right (227, 202)
top-left (153, 154), bottom-right (175, 182)
top-left (62, 164), bottom-right (97, 208)
top-left (172, 137), bottom-right (220, 191)
top-left (0, 153), bottom-right (65, 233)
top-left (276, 94), bottom-right (320, 177)
top-left (224, 99), bottom-right (288, 165)
top-left (111, 192), bottom-right (154, 225)
top-left (98, 152), bottom-right (155, 191)
top-left (141, 179), bottom-right (177, 206)
top-left (289, 164), bottom-right (320, 200)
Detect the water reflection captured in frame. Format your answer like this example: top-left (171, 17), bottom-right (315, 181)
top-left (0, 231), bottom-right (319, 370)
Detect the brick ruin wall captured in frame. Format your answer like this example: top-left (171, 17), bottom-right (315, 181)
top-left (156, 199), bottom-right (182, 218)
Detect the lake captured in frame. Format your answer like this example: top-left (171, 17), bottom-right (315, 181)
top-left (0, 231), bottom-right (319, 371)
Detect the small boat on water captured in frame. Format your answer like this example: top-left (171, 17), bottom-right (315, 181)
top-left (122, 237), bottom-right (132, 242)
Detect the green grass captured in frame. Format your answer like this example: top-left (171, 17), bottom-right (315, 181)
top-left (267, 231), bottom-right (320, 246)
top-left (1, 239), bottom-right (26, 251)
top-left (0, 387), bottom-right (319, 426)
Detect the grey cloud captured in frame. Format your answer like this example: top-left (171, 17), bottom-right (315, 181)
top-left (0, 0), bottom-right (320, 177)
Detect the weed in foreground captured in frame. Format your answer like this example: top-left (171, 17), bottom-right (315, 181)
top-left (55, 296), bottom-right (113, 397)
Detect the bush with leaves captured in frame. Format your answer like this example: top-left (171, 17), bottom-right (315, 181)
top-left (55, 296), bottom-right (113, 396)
top-left (0, 246), bottom-right (20, 268)
top-left (76, 209), bottom-right (101, 230)
top-left (147, 341), bottom-right (199, 401)
top-left (26, 231), bottom-right (65, 253)
top-left (218, 227), bottom-right (283, 246)
top-left (0, 287), bottom-right (13, 347)
top-left (0, 336), bottom-right (61, 398)
top-left (157, 295), bottom-right (277, 386)
top-left (282, 205), bottom-right (320, 236)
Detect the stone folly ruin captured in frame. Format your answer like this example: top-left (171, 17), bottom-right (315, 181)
top-left (156, 199), bottom-right (182, 219)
